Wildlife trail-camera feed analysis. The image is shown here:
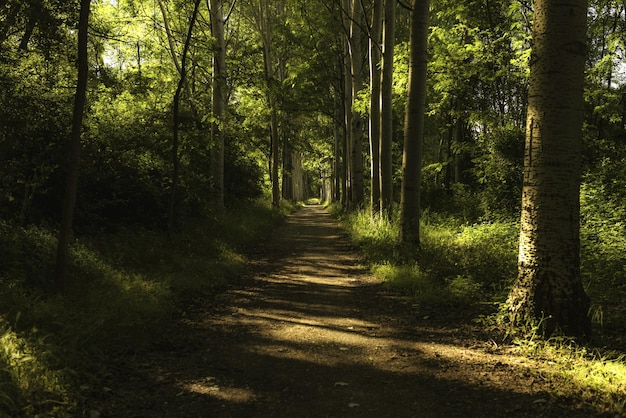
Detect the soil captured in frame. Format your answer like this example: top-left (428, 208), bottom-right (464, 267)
top-left (91, 204), bottom-right (603, 418)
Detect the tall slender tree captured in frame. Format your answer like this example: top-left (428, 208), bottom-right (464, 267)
top-left (342, 0), bottom-right (353, 207)
top-left (369, 0), bottom-right (383, 215)
top-left (380, 0), bottom-right (395, 216)
top-left (252, 0), bottom-right (282, 207)
top-left (506, 0), bottom-right (591, 338)
top-left (163, 0), bottom-right (202, 236)
top-left (54, 0), bottom-right (91, 291)
top-left (348, 0), bottom-right (365, 206)
top-left (400, 0), bottom-right (429, 246)
top-left (209, 0), bottom-right (228, 213)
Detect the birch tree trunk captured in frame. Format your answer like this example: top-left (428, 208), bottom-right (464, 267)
top-left (400, 0), bottom-right (429, 246)
top-left (506, 0), bottom-right (591, 339)
top-left (255, 0), bottom-right (281, 207)
top-left (342, 0), bottom-right (353, 207)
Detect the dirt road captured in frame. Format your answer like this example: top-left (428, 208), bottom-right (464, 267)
top-left (97, 205), bottom-right (597, 417)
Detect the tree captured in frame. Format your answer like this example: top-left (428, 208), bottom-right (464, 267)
top-left (209, 0), bottom-right (228, 213)
top-left (248, 0), bottom-right (283, 207)
top-left (506, 0), bottom-right (591, 339)
top-left (341, 0), bottom-right (353, 207)
top-left (399, 0), bottom-right (429, 246)
top-left (379, 0), bottom-right (395, 216)
top-left (54, 0), bottom-right (91, 291)
top-left (369, 0), bottom-right (383, 215)
top-left (159, 0), bottom-right (202, 235)
top-left (348, 0), bottom-right (365, 206)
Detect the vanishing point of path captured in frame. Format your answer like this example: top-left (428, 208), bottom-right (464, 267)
top-left (98, 205), bottom-right (596, 418)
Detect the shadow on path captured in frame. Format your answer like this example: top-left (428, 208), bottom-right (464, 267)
top-left (99, 205), bottom-right (600, 418)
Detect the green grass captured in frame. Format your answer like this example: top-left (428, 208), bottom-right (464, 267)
top-left (511, 336), bottom-right (626, 415)
top-left (330, 188), bottom-right (626, 415)
top-left (331, 204), bottom-right (518, 309)
top-left (0, 199), bottom-right (289, 417)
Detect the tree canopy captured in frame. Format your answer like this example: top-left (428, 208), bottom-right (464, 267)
top-left (0, 0), bottom-right (624, 334)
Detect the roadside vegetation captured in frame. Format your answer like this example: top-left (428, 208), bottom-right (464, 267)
top-left (328, 178), bottom-right (626, 416)
top-left (0, 199), bottom-right (292, 417)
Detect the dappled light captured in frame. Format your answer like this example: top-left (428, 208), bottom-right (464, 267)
top-left (0, 0), bottom-right (624, 413)
top-left (88, 205), bottom-right (615, 417)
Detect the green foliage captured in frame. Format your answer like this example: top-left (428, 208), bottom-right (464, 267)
top-left (0, 199), bottom-right (285, 416)
top-left (0, 320), bottom-right (73, 417)
top-left (511, 335), bottom-right (626, 415)
top-left (580, 179), bottom-right (626, 331)
top-left (0, 53), bottom-right (73, 224)
top-left (420, 215), bottom-right (519, 292)
top-left (420, 183), bottom-right (484, 223)
top-left (334, 206), bottom-right (519, 308)
top-left (332, 206), bottom-right (402, 263)
top-left (471, 124), bottom-right (525, 218)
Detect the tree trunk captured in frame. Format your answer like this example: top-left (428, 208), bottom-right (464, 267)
top-left (380, 0), bottom-right (395, 216)
top-left (167, 0), bottom-right (201, 236)
top-left (282, 136), bottom-right (293, 200)
top-left (400, 0), bottom-right (429, 246)
top-left (506, 0), bottom-right (591, 339)
top-left (54, 0), bottom-right (91, 292)
top-left (255, 0), bottom-right (282, 208)
top-left (369, 0), bottom-right (383, 216)
top-left (210, 0), bottom-right (226, 213)
top-left (342, 1), bottom-right (353, 208)
top-left (349, 0), bottom-right (364, 206)
top-left (334, 93), bottom-right (342, 203)
top-left (157, 0), bottom-right (199, 120)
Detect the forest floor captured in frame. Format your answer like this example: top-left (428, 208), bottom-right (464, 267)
top-left (91, 204), bottom-right (605, 418)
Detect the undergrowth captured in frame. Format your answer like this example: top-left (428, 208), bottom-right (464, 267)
top-left (512, 335), bottom-right (626, 415)
top-left (329, 204), bottom-right (518, 309)
top-left (0, 199), bottom-right (289, 417)
top-left (329, 183), bottom-right (626, 415)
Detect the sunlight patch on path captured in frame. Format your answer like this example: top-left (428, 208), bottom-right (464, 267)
top-left (183, 380), bottom-right (257, 403)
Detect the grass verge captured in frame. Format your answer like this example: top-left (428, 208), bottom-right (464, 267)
top-left (329, 201), bottom-right (626, 415)
top-left (0, 199), bottom-right (290, 417)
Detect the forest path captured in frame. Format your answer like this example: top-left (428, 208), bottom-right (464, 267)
top-left (99, 205), bottom-right (592, 418)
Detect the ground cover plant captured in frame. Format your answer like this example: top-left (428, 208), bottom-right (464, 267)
top-left (0, 199), bottom-right (290, 417)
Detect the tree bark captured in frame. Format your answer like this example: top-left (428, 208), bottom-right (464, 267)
top-left (157, 0), bottom-right (200, 120)
top-left (400, 0), bottom-right (429, 246)
top-left (255, 0), bottom-right (282, 208)
top-left (342, 0), bottom-right (353, 208)
top-left (210, 0), bottom-right (227, 213)
top-left (348, 0), bottom-right (364, 206)
top-left (54, 0), bottom-right (91, 292)
top-left (167, 0), bottom-right (201, 236)
top-left (506, 0), bottom-right (591, 339)
top-left (380, 0), bottom-right (395, 216)
top-left (369, 0), bottom-right (383, 216)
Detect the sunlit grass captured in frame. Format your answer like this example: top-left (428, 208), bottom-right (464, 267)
top-left (513, 337), bottom-right (626, 414)
top-left (332, 200), bottom-right (626, 415)
top-left (0, 320), bottom-right (72, 417)
top-left (333, 205), bottom-right (518, 307)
